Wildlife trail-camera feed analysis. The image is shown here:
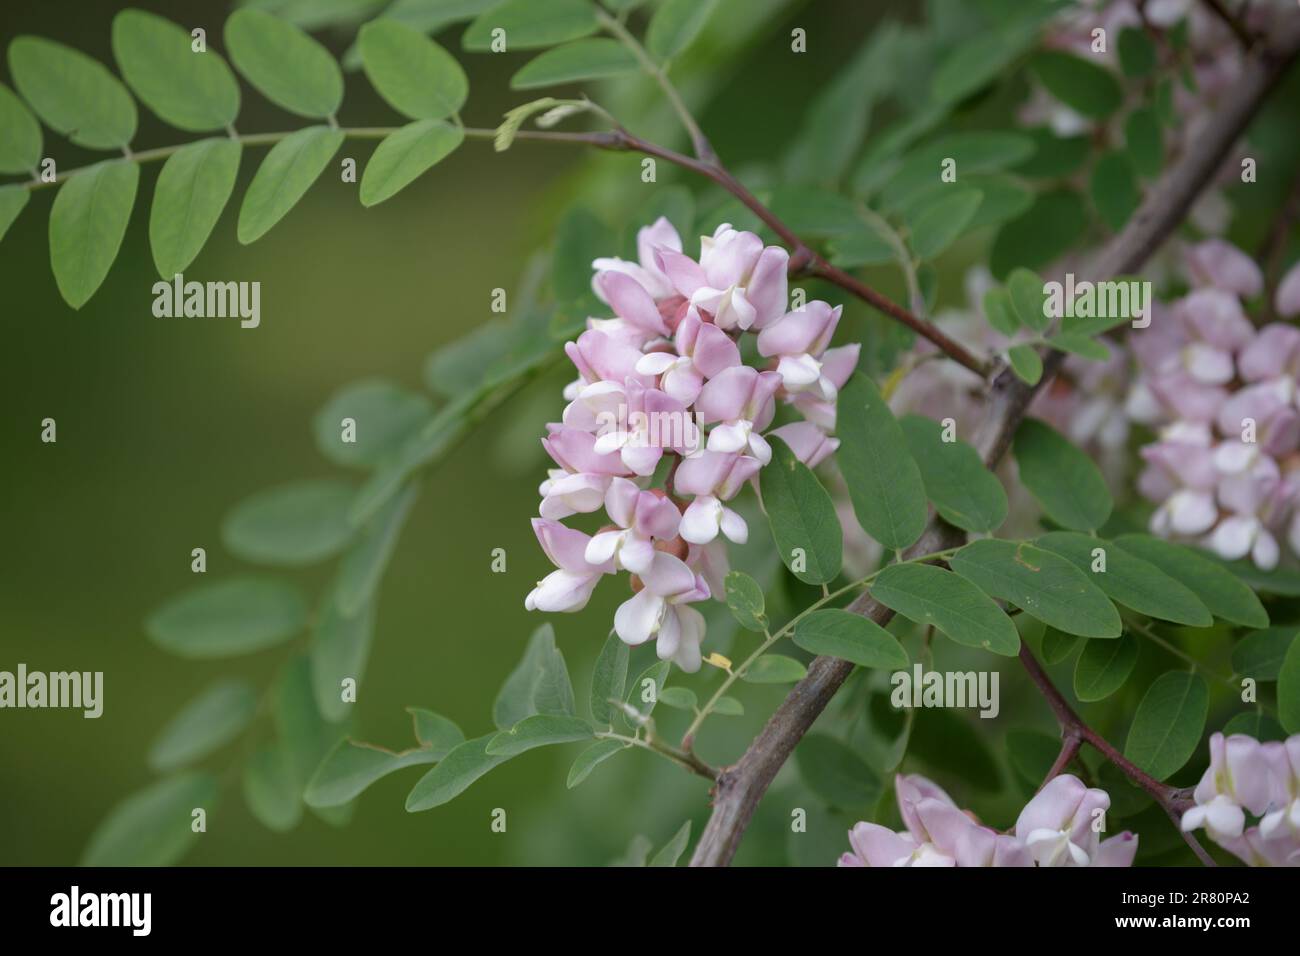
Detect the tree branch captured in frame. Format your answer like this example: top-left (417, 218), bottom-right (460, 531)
top-left (689, 17), bottom-right (1300, 867)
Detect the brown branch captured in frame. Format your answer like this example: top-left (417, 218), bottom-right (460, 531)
top-left (1256, 165), bottom-right (1300, 321)
top-left (1199, 0), bottom-right (1255, 49)
top-left (689, 18), bottom-right (1300, 867)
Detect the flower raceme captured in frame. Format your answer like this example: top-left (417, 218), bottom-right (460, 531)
top-left (839, 774), bottom-right (1138, 867)
top-left (526, 220), bottom-right (855, 671)
top-left (1181, 732), bottom-right (1300, 866)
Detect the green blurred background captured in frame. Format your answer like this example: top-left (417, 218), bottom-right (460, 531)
top-left (0, 0), bottom-right (913, 866)
top-left (5, 0), bottom-right (1289, 867)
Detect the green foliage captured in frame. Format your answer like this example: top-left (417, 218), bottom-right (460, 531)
top-left (313, 379), bottom-right (433, 468)
top-left (512, 38), bottom-right (638, 89)
top-left (741, 654), bottom-right (808, 684)
top-left (1280, 638), bottom-right (1300, 734)
top-left (492, 623), bottom-right (577, 729)
top-left (406, 734), bottom-right (513, 811)
top-left (1231, 628), bottom-right (1297, 681)
top-left (1090, 151), bottom-right (1141, 231)
top-left (485, 714), bottom-right (594, 756)
top-left (793, 609), bottom-right (910, 668)
top-left (112, 9), bottom-right (240, 132)
top-left (795, 733), bottom-right (881, 810)
top-left (760, 436), bottom-right (842, 585)
top-left (1029, 50), bottom-right (1122, 118)
top-left (990, 188), bottom-right (1087, 277)
top-left (900, 415), bottom-right (1007, 533)
top-left (147, 577), bottom-right (308, 658)
top-left (1007, 344), bottom-right (1043, 385)
top-left (1012, 419), bottom-right (1113, 531)
top-left (1124, 672), bottom-right (1208, 781)
top-left (567, 738), bottom-right (627, 788)
top-left (82, 773), bottom-right (217, 865)
top-left (723, 571), bottom-right (768, 632)
top-left (48, 160), bottom-right (139, 309)
top-left (8, 36), bottom-right (137, 148)
top-left (150, 138), bottom-right (242, 279)
top-left (1115, 534), bottom-right (1268, 628)
top-left (0, 82), bottom-right (41, 172)
top-left (647, 820), bottom-right (692, 866)
top-left (589, 630), bottom-right (630, 726)
top-left (1073, 633), bottom-right (1138, 702)
top-left (359, 20), bottom-right (467, 120)
top-left (222, 479), bottom-right (357, 566)
top-left (836, 374), bottom-right (927, 551)
top-left (225, 8), bottom-right (344, 118)
top-left (950, 539), bottom-right (1121, 639)
top-left (361, 119), bottom-right (464, 206)
top-left (148, 679), bottom-right (258, 771)
top-left (646, 0), bottom-right (719, 61)
top-left (238, 126), bottom-right (345, 242)
top-left (463, 0), bottom-right (599, 52)
top-left (871, 563), bottom-right (1020, 656)
top-left (908, 187), bottom-right (982, 259)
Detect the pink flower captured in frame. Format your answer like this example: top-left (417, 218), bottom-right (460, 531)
top-left (768, 421), bottom-right (839, 469)
top-left (592, 216), bottom-right (681, 302)
top-left (756, 301), bottom-right (844, 397)
top-left (524, 519), bottom-right (613, 612)
top-left (634, 307), bottom-right (740, 404)
top-left (656, 224), bottom-right (789, 331)
top-left (613, 552), bottom-right (710, 671)
top-left (1185, 239), bottom-right (1264, 299)
top-left (695, 366), bottom-right (782, 463)
top-left (584, 478), bottom-right (681, 574)
top-left (1276, 261), bottom-right (1300, 318)
top-left (1015, 774), bottom-right (1137, 867)
top-left (675, 450), bottom-right (762, 546)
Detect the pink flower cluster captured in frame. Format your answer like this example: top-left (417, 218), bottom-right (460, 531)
top-left (1130, 241), bottom-right (1300, 569)
top-left (1181, 732), bottom-right (1300, 866)
top-left (524, 219), bottom-right (857, 670)
top-left (840, 773), bottom-right (1137, 867)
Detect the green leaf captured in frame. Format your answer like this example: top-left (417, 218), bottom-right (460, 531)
top-left (1047, 333), bottom-right (1110, 361)
top-left (1029, 50), bottom-right (1122, 118)
top-left (222, 478), bottom-right (356, 566)
top-left (238, 125), bottom-right (343, 243)
top-left (657, 686), bottom-right (697, 711)
top-left (1124, 672), bottom-right (1208, 780)
top-left (589, 631), bottom-right (629, 726)
top-left (493, 623), bottom-right (575, 729)
top-left (900, 415), bottom-right (1008, 533)
top-left (740, 654), bottom-right (807, 684)
top-left (1125, 108), bottom-right (1163, 178)
top-left (1073, 633), bottom-right (1138, 702)
top-left (1013, 418), bottom-right (1113, 531)
top-left (1006, 266), bottom-right (1049, 332)
top-left (795, 733), bottom-right (881, 809)
top-left (1114, 534), bottom-right (1267, 628)
top-left (1222, 711), bottom-right (1286, 742)
top-left (8, 36), bottom-right (137, 149)
top-left (333, 482), bottom-right (418, 617)
top-left (566, 738), bottom-right (627, 788)
top-left (111, 9), bottom-right (240, 131)
top-left (647, 0), bottom-right (718, 61)
top-left (309, 594), bottom-right (374, 722)
top-left (49, 159), bottom-right (139, 309)
top-left (793, 608), bottom-right (909, 668)
top-left (511, 38), bottom-right (636, 88)
top-left (828, 220), bottom-right (895, 268)
top-left (768, 186), bottom-right (860, 237)
top-left (464, 0), bottom-right (598, 52)
top-left (224, 9), bottom-right (343, 118)
top-left (405, 734), bottom-right (511, 810)
top-left (760, 435), bottom-right (843, 585)
top-left (883, 133), bottom-right (1037, 213)
top-left (1007, 344), bottom-right (1043, 385)
top-left (359, 19), bottom-right (467, 120)
top-left (871, 563), bottom-right (1020, 656)
top-left (622, 660), bottom-right (669, 726)
top-left (274, 656), bottom-right (348, 795)
top-left (1280, 637), bottom-right (1300, 734)
top-left (836, 373), bottom-right (928, 551)
top-left (0, 184), bottom-right (30, 241)
top-left (81, 772), bottom-right (217, 865)
top-left (1117, 26), bottom-right (1156, 77)
top-left (908, 187), bottom-right (983, 260)
top-left (242, 743), bottom-right (302, 831)
top-left (407, 707), bottom-right (465, 754)
top-left (648, 820), bottom-right (692, 867)
top-left (1041, 626), bottom-right (1080, 664)
top-left (724, 571), bottom-right (767, 632)
top-left (908, 708), bottom-right (1002, 791)
top-left (360, 119), bottom-right (463, 207)
top-left (965, 174), bottom-right (1034, 230)
top-left (1006, 728), bottom-right (1062, 787)
top-left (713, 696), bottom-right (744, 716)
top-left (313, 378), bottom-right (433, 468)
top-left (485, 713), bottom-right (593, 756)
top-left (149, 138), bottom-right (242, 278)
top-left (949, 539), bottom-right (1121, 638)
top-left (1090, 151), bottom-right (1140, 231)
top-left (1014, 128), bottom-right (1089, 179)
top-left (1036, 532), bottom-right (1212, 627)
top-left (930, 14), bottom-right (1042, 104)
top-left (991, 188), bottom-right (1087, 278)
top-left (1231, 628), bottom-right (1297, 681)
top-left (983, 287), bottom-right (1019, 336)
top-left (0, 82), bottom-right (41, 173)
top-left (147, 576), bottom-right (307, 658)
top-left (148, 679), bottom-right (257, 771)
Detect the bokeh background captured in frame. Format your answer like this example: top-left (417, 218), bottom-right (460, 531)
top-left (2, 0), bottom-right (1293, 867)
